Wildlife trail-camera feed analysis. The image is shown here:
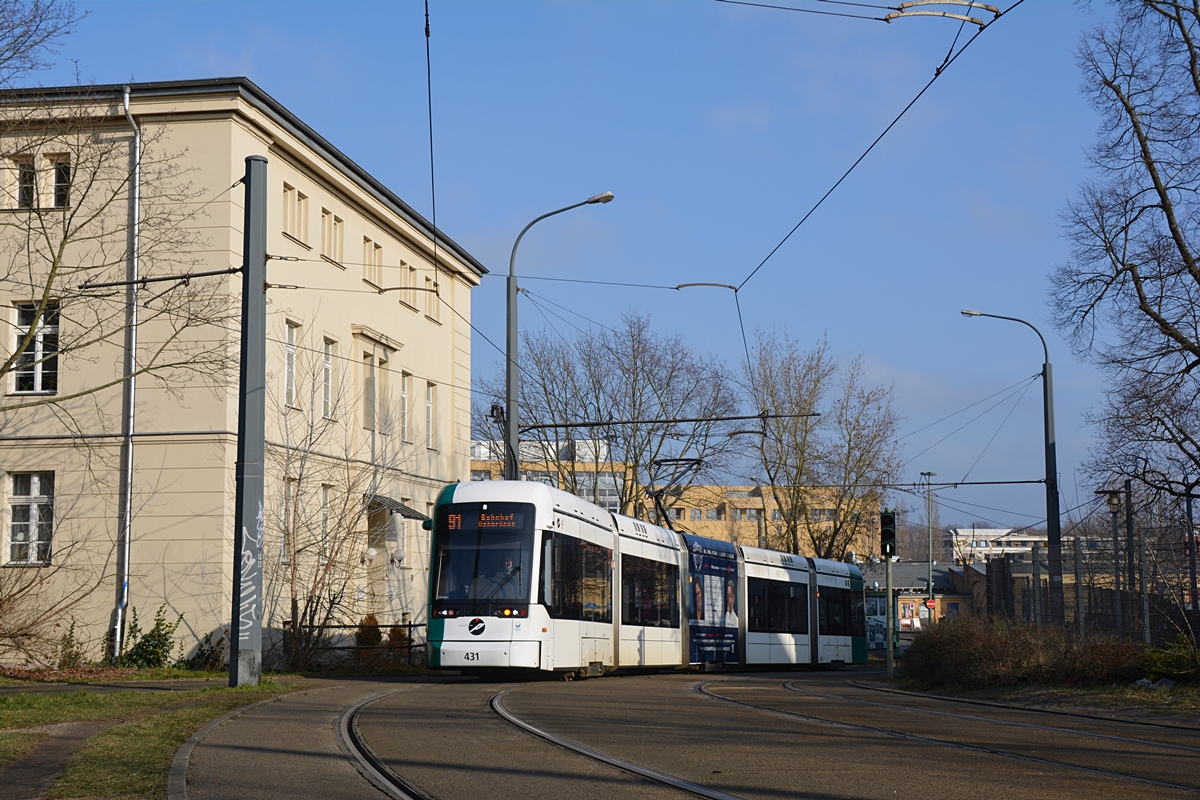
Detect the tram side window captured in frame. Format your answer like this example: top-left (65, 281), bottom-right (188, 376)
top-left (747, 577), bottom-right (807, 634)
top-left (621, 554), bottom-right (680, 628)
top-left (819, 586), bottom-right (854, 636)
top-left (540, 531), bottom-right (612, 623)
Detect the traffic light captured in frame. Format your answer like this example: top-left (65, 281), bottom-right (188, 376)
top-left (880, 508), bottom-right (896, 557)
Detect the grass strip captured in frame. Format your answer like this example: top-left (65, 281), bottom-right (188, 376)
top-left (48, 683), bottom-right (293, 800)
top-left (0, 730), bottom-right (47, 769)
top-left (0, 687), bottom-right (241, 730)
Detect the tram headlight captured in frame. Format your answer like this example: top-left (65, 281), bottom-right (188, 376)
top-left (433, 608), bottom-right (458, 618)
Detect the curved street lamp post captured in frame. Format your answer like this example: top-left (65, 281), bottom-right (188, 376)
top-left (505, 193), bottom-right (614, 480)
top-left (962, 309), bottom-right (1065, 624)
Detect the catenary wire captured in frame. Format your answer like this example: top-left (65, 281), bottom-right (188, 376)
top-left (958, 376), bottom-right (1036, 484)
top-left (735, 0), bottom-right (1025, 292)
top-left (901, 375), bottom-right (1038, 467)
top-left (898, 375), bottom-right (1038, 441)
top-left (714, 0), bottom-right (886, 21)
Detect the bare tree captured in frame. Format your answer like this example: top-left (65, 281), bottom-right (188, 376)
top-left (1053, 2), bottom-right (1200, 499)
top-left (481, 312), bottom-right (741, 517)
top-left (262, 323), bottom-right (419, 670)
top-left (749, 331), bottom-right (901, 560)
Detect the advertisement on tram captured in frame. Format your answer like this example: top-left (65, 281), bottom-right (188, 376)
top-left (682, 533), bottom-right (739, 664)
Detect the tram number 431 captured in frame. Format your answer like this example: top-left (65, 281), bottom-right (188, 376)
top-left (463, 652), bottom-right (480, 662)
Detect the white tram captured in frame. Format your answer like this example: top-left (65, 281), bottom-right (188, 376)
top-left (425, 480), bottom-right (867, 676)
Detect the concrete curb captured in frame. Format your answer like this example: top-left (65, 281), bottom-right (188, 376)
top-left (846, 679), bottom-right (1200, 731)
top-left (166, 689), bottom-right (317, 800)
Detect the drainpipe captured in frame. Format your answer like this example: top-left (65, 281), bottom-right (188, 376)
top-left (113, 86), bottom-right (140, 659)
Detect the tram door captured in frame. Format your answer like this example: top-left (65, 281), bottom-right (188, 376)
top-left (540, 515), bottom-right (614, 672)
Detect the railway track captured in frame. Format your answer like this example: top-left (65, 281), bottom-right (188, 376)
top-left (339, 685), bottom-right (744, 800)
top-left (697, 678), bottom-right (1200, 795)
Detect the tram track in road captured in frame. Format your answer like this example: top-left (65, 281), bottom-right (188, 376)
top-left (784, 681), bottom-right (1200, 755)
top-left (696, 679), bottom-right (1200, 795)
top-left (337, 689), bottom-right (435, 800)
top-left (489, 689), bottom-right (745, 800)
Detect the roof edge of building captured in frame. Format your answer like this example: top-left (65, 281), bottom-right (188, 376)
top-left (0, 77), bottom-right (488, 278)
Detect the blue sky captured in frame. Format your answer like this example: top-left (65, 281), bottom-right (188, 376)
top-left (44, 1), bottom-right (1113, 530)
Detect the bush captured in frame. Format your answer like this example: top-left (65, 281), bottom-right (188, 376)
top-left (356, 615), bottom-right (382, 648)
top-left (181, 631), bottom-right (227, 672)
top-left (1140, 634), bottom-right (1200, 685)
top-left (57, 621), bottom-right (85, 670)
top-left (903, 616), bottom-right (1144, 688)
top-left (120, 605), bottom-right (182, 669)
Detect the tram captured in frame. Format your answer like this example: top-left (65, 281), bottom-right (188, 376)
top-left (425, 480), bottom-right (867, 676)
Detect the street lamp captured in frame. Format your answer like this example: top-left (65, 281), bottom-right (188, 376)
top-left (962, 308), bottom-right (1064, 624)
top-left (505, 192), bottom-right (614, 480)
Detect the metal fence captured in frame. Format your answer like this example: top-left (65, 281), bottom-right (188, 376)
top-left (282, 622), bottom-right (427, 667)
top-left (985, 555), bottom-right (1197, 647)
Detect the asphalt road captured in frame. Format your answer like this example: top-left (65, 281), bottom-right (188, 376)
top-left (357, 671), bottom-right (1200, 800)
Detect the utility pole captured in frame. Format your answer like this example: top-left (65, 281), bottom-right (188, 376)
top-left (922, 472), bottom-right (936, 612)
top-left (1125, 479), bottom-right (1135, 637)
top-left (1033, 542), bottom-right (1043, 625)
top-left (1187, 482), bottom-right (1198, 613)
top-left (885, 552), bottom-right (894, 680)
top-left (1073, 535), bottom-right (1084, 636)
top-left (1139, 516), bottom-right (1151, 646)
top-left (229, 155), bottom-right (268, 687)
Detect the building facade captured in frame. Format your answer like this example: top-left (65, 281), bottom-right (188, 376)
top-left (0, 79), bottom-right (484, 664)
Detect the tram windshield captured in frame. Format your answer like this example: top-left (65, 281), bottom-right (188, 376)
top-left (433, 502), bottom-right (535, 612)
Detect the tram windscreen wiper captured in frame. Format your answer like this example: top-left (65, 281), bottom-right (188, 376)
top-left (481, 564), bottom-right (521, 604)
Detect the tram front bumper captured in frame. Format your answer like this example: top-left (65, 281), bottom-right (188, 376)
top-left (430, 639), bottom-right (541, 669)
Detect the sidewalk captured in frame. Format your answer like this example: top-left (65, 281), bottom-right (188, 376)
top-left (181, 678), bottom-right (425, 800)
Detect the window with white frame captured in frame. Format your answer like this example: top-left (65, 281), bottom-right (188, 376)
top-left (377, 354), bottom-right (390, 435)
top-left (400, 262), bottom-right (417, 308)
top-left (363, 237), bottom-right (383, 287)
top-left (50, 158), bottom-right (70, 208)
top-left (425, 276), bottom-right (439, 321)
top-left (362, 353), bottom-right (375, 431)
top-left (319, 485), bottom-right (331, 564)
top-left (284, 322), bottom-right (298, 407)
top-left (400, 371), bottom-right (411, 441)
top-left (13, 158), bottom-right (34, 208)
top-left (13, 302), bottom-right (59, 394)
top-left (281, 478), bottom-right (295, 564)
top-left (425, 382), bottom-right (436, 448)
top-left (322, 339), bottom-right (334, 418)
top-left (8, 472), bottom-right (53, 564)
top-left (282, 184), bottom-right (308, 242)
top-left (319, 209), bottom-right (343, 263)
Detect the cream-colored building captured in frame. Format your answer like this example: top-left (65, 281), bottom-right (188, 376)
top-left (0, 78), bottom-right (484, 664)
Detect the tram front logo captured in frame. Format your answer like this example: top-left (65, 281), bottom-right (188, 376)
top-left (468, 618), bottom-right (486, 636)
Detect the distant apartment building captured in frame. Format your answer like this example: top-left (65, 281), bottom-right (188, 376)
top-left (945, 526), bottom-right (1048, 563)
top-left (0, 79), bottom-right (484, 663)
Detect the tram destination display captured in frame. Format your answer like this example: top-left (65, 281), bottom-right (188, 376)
top-left (682, 533), bottom-right (739, 664)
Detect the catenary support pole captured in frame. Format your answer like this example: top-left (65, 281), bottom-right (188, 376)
top-left (885, 555), bottom-right (894, 680)
top-left (1125, 479), bottom-right (1135, 636)
top-left (1139, 520), bottom-right (1151, 645)
top-left (230, 156), bottom-right (268, 687)
top-left (1073, 535), bottom-right (1084, 636)
top-left (1112, 505), bottom-right (1123, 633)
top-left (1187, 485), bottom-right (1198, 614)
top-left (1033, 542), bottom-right (1042, 625)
